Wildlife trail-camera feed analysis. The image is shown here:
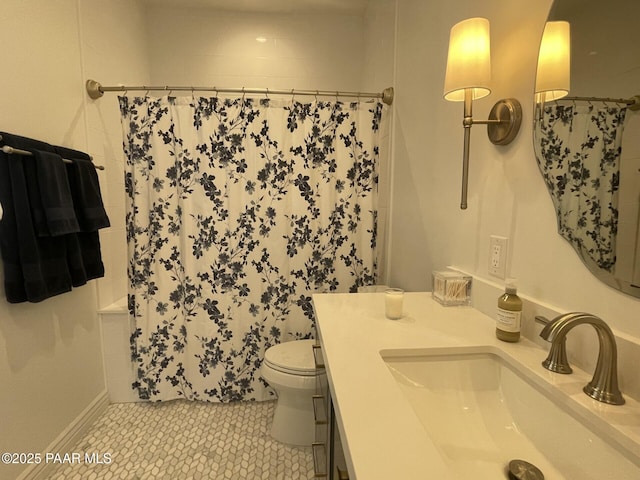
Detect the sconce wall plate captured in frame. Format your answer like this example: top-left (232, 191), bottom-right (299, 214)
top-left (487, 98), bottom-right (522, 145)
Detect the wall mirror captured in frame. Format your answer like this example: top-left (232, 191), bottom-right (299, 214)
top-left (533, 0), bottom-right (640, 298)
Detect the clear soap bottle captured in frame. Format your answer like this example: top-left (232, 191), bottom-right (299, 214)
top-left (496, 280), bottom-right (522, 342)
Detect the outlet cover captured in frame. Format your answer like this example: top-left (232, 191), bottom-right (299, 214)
top-left (488, 235), bottom-right (508, 278)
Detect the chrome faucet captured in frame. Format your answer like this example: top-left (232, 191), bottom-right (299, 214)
top-left (538, 312), bottom-right (625, 405)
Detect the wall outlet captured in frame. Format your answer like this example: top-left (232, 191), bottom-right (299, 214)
top-left (488, 235), bottom-right (508, 278)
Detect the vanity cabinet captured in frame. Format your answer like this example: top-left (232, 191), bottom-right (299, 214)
top-left (312, 343), bottom-right (349, 480)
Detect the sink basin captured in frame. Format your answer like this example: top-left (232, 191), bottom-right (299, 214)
top-left (381, 347), bottom-right (640, 480)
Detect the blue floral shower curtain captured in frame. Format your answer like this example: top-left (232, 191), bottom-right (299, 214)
top-left (534, 102), bottom-right (627, 271)
top-left (119, 95), bottom-right (383, 402)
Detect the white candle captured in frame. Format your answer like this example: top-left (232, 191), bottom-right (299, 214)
top-left (385, 288), bottom-right (404, 319)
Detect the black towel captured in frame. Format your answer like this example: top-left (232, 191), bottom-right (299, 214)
top-left (55, 146), bottom-right (110, 232)
top-left (54, 145), bottom-right (107, 281)
top-left (32, 149), bottom-right (80, 236)
top-left (0, 133), bottom-right (99, 302)
top-left (76, 231), bottom-right (105, 280)
top-left (0, 138), bottom-right (73, 302)
top-left (1, 132), bottom-right (54, 236)
top-left (20, 150), bottom-right (49, 237)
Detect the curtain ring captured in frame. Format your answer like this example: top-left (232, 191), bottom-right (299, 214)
top-left (242, 87), bottom-right (246, 102)
top-left (265, 88), bottom-right (270, 100)
top-left (587, 99), bottom-right (595, 113)
top-left (315, 90), bottom-right (319, 102)
top-left (290, 88), bottom-right (296, 103)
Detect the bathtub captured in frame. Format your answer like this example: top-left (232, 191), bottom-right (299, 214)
top-left (99, 297), bottom-right (140, 403)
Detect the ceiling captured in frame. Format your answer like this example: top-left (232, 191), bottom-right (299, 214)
top-left (142, 0), bottom-right (369, 15)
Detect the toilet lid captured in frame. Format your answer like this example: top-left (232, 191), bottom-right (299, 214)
top-left (264, 339), bottom-right (316, 375)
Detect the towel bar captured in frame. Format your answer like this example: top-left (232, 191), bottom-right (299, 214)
top-left (0, 145), bottom-right (105, 170)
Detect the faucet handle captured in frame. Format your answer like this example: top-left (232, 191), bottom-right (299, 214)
top-left (534, 315), bottom-right (550, 325)
top-left (537, 315), bottom-right (573, 374)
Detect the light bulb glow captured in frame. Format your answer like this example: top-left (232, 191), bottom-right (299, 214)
top-left (443, 17), bottom-right (492, 102)
top-left (535, 21), bottom-right (571, 102)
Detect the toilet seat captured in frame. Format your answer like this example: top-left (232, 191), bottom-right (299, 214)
top-left (264, 339), bottom-right (316, 376)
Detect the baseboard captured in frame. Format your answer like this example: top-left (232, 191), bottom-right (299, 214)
top-left (16, 390), bottom-right (110, 480)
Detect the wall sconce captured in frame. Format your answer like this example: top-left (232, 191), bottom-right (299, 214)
top-left (444, 17), bottom-right (522, 210)
top-left (535, 21), bottom-right (571, 103)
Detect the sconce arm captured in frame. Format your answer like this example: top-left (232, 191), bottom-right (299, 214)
top-left (458, 94), bottom-right (522, 209)
top-left (471, 119), bottom-right (503, 125)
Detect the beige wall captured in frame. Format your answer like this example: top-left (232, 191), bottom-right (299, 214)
top-left (145, 4), bottom-right (364, 90)
top-left (390, 0), bottom-right (640, 342)
top-left (8, 0), bottom-right (640, 477)
top-left (362, 0), bottom-right (396, 283)
top-left (80, 0), bottom-right (150, 308)
top-left (0, 1), bottom-right (391, 477)
top-left (0, 1), bottom-right (147, 478)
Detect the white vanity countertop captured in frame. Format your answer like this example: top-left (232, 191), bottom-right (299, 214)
top-left (312, 292), bottom-right (640, 480)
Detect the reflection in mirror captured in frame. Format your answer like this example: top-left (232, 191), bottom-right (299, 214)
top-left (535, 21), bottom-right (570, 103)
top-left (533, 0), bottom-right (640, 297)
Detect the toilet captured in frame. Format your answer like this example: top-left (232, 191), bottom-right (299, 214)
top-left (261, 339), bottom-right (317, 446)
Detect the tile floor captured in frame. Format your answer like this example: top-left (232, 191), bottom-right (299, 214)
top-left (46, 400), bottom-right (314, 480)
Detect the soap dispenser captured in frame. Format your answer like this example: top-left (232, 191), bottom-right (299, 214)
top-left (496, 280), bottom-right (522, 342)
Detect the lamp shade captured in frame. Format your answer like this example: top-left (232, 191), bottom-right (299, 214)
top-left (535, 21), bottom-right (570, 102)
top-left (443, 17), bottom-right (491, 102)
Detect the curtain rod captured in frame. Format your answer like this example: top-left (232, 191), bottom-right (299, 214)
top-left (0, 145), bottom-right (105, 170)
top-left (86, 79), bottom-right (394, 105)
top-left (558, 94), bottom-right (640, 111)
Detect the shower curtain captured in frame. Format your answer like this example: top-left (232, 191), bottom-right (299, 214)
top-left (119, 95), bottom-right (384, 402)
top-left (534, 102), bottom-right (627, 271)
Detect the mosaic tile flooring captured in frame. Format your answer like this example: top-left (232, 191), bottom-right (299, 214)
top-left (47, 400), bottom-right (314, 480)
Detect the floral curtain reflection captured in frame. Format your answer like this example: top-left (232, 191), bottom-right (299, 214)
top-left (534, 102), bottom-right (627, 271)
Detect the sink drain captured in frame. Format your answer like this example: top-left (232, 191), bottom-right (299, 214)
top-left (507, 459), bottom-right (544, 480)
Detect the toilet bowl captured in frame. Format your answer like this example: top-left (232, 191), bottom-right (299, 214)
top-left (261, 339), bottom-right (317, 446)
